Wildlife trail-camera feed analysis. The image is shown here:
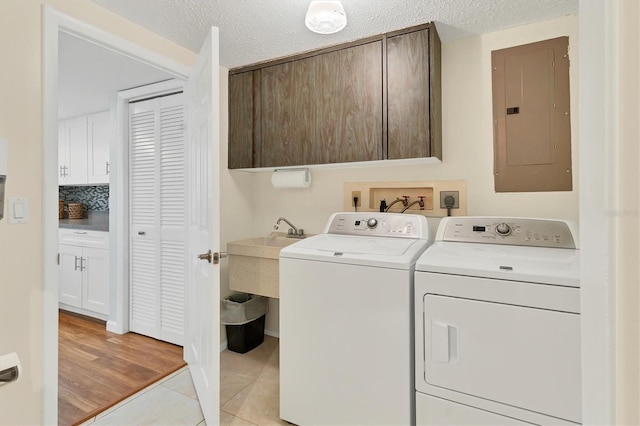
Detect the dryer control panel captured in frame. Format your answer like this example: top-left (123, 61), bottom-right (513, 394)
top-left (438, 217), bottom-right (577, 249)
top-left (325, 212), bottom-right (429, 239)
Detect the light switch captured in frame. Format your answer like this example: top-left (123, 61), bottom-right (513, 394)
top-left (8, 197), bottom-right (28, 224)
top-left (13, 202), bottom-right (25, 218)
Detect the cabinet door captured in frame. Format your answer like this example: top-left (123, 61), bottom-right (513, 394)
top-left (59, 244), bottom-right (83, 308)
top-left (82, 247), bottom-right (110, 315)
top-left (261, 41), bottom-right (383, 167)
top-left (387, 28), bottom-right (441, 160)
top-left (61, 116), bottom-right (88, 184)
top-left (313, 41), bottom-right (383, 164)
top-left (229, 71), bottom-right (260, 168)
top-left (58, 121), bottom-right (67, 184)
top-left (261, 59), bottom-right (315, 167)
top-left (87, 111), bottom-right (110, 184)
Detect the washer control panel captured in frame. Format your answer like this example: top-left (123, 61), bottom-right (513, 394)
top-left (326, 213), bottom-right (428, 239)
top-left (440, 217), bottom-right (576, 249)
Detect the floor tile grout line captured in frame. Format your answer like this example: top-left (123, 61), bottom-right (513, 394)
top-left (220, 408), bottom-right (260, 426)
top-left (220, 375), bottom-right (259, 407)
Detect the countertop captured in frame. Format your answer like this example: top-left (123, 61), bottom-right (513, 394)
top-left (59, 211), bottom-right (109, 232)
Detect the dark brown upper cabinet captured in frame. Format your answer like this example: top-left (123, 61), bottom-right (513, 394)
top-left (491, 37), bottom-right (572, 192)
top-left (228, 23), bottom-right (441, 169)
top-left (387, 26), bottom-right (441, 160)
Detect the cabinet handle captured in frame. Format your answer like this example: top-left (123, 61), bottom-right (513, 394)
top-left (106, 161), bottom-right (110, 175)
top-left (80, 257), bottom-right (86, 272)
top-left (74, 256), bottom-right (79, 271)
top-left (138, 231), bottom-right (146, 235)
top-left (73, 231), bottom-right (88, 235)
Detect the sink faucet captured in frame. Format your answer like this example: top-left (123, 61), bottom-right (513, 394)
top-left (401, 196), bottom-right (426, 213)
top-left (274, 217), bottom-right (304, 238)
top-left (385, 196), bottom-right (410, 212)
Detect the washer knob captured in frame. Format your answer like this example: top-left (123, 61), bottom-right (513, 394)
top-left (495, 223), bottom-right (512, 236)
top-left (366, 218), bottom-right (378, 229)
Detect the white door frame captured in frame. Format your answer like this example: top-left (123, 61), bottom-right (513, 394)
top-left (42, 6), bottom-right (190, 423)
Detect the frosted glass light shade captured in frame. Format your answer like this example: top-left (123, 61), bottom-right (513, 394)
top-left (305, 1), bottom-right (347, 34)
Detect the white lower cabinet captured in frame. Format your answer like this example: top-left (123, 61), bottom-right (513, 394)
top-left (58, 230), bottom-right (109, 319)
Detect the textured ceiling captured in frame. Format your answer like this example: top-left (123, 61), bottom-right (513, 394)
top-left (90, 0), bottom-right (579, 69)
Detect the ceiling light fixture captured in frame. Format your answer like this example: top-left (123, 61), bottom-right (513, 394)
top-left (305, 1), bottom-right (347, 35)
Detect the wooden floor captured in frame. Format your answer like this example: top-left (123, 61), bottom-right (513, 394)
top-left (58, 311), bottom-right (186, 426)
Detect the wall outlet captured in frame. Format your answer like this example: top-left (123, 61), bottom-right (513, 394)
top-left (439, 191), bottom-right (460, 209)
top-left (351, 191), bottom-right (361, 207)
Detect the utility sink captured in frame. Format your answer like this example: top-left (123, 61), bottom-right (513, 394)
top-left (227, 232), bottom-right (302, 299)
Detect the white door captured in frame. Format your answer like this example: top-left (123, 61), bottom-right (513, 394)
top-left (129, 93), bottom-right (186, 346)
top-left (184, 27), bottom-right (220, 425)
top-left (422, 291), bottom-right (581, 423)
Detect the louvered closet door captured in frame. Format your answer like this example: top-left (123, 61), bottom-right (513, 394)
top-left (129, 93), bottom-right (185, 346)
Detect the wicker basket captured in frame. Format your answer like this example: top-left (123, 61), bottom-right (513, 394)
top-left (58, 200), bottom-right (65, 219)
top-left (67, 203), bottom-right (84, 219)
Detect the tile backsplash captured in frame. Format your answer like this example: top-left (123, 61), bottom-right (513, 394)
top-left (59, 185), bottom-right (109, 212)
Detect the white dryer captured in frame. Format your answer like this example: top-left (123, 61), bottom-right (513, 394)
top-left (280, 212), bottom-right (436, 426)
top-left (414, 217), bottom-right (581, 425)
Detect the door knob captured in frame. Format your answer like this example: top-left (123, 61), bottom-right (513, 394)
top-left (198, 250), bottom-right (213, 263)
top-left (197, 250), bottom-right (227, 264)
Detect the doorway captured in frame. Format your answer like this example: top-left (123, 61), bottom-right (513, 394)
top-left (43, 7), bottom-right (192, 424)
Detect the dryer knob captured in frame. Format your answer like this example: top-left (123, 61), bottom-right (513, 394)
top-left (496, 223), bottom-right (512, 236)
top-left (367, 218), bottom-right (378, 229)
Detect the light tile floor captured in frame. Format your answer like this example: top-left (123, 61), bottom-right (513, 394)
top-left (79, 336), bottom-right (282, 426)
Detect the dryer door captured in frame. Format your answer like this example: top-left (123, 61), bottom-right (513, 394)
top-left (422, 292), bottom-right (581, 423)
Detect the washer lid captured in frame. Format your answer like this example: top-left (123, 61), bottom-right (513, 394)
top-left (416, 241), bottom-right (580, 287)
top-left (280, 234), bottom-right (430, 269)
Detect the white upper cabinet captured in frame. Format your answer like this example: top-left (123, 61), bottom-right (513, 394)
top-left (87, 111), bottom-right (110, 184)
top-left (59, 116), bottom-right (88, 185)
top-left (59, 111), bottom-right (110, 185)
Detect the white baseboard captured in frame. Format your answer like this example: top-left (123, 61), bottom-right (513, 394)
top-left (106, 320), bottom-right (126, 334)
top-left (220, 341), bottom-right (228, 352)
top-left (59, 304), bottom-right (108, 322)
top-left (265, 329), bottom-right (280, 339)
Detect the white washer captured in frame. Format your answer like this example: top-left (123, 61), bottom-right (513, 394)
top-left (414, 217), bottom-right (581, 425)
top-left (280, 212), bottom-right (436, 425)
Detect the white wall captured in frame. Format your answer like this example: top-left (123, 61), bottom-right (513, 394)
top-left (612, 1), bottom-right (640, 423)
